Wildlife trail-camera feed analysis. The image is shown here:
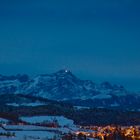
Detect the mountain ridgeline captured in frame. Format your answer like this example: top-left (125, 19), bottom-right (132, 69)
top-left (0, 70), bottom-right (140, 110)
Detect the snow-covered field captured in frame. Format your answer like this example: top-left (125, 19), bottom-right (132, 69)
top-left (14, 130), bottom-right (57, 139)
top-left (4, 125), bottom-right (52, 130)
top-left (0, 124), bottom-right (79, 140)
top-left (0, 127), bottom-right (6, 133)
top-left (21, 115), bottom-right (75, 127)
top-left (7, 102), bottom-right (46, 107)
top-left (0, 131), bottom-right (57, 140)
top-left (0, 116), bottom-right (78, 140)
top-left (0, 125), bottom-right (70, 140)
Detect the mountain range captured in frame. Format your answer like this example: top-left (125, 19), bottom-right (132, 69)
top-left (0, 69), bottom-right (140, 110)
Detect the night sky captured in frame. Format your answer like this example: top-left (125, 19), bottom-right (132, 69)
top-left (0, 0), bottom-right (140, 91)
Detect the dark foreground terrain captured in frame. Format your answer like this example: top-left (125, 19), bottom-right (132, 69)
top-left (0, 102), bottom-right (140, 126)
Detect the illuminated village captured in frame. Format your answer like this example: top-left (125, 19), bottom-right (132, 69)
top-left (0, 116), bottom-right (140, 140)
top-left (74, 125), bottom-right (140, 140)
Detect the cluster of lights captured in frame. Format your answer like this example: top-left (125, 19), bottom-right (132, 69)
top-left (75, 125), bottom-right (140, 140)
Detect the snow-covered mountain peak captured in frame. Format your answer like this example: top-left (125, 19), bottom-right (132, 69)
top-left (0, 70), bottom-right (138, 103)
top-left (52, 69), bottom-right (76, 79)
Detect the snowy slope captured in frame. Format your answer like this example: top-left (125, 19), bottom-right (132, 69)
top-left (21, 115), bottom-right (75, 127)
top-left (0, 125), bottom-right (60, 140)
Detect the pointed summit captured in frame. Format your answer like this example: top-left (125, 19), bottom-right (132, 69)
top-left (54, 69), bottom-right (73, 77)
top-left (57, 69), bottom-right (70, 73)
top-left (64, 69), bottom-right (69, 73)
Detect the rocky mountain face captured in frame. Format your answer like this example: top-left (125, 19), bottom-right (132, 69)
top-left (0, 70), bottom-right (139, 109)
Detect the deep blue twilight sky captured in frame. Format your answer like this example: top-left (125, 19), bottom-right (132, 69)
top-left (0, 0), bottom-right (140, 91)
